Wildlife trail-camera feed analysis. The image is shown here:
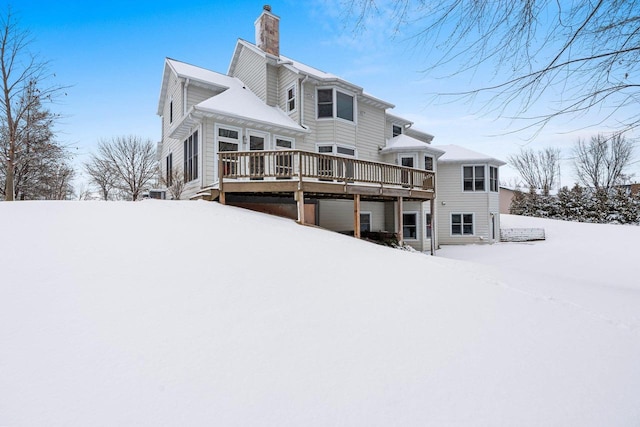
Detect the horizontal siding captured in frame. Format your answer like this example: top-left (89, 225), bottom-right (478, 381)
top-left (187, 85), bottom-right (216, 111)
top-left (232, 46), bottom-right (267, 102)
top-left (436, 162), bottom-right (491, 245)
top-left (278, 68), bottom-right (299, 123)
top-left (356, 103), bottom-right (385, 162)
top-left (266, 64), bottom-right (278, 106)
top-left (318, 200), bottom-right (386, 233)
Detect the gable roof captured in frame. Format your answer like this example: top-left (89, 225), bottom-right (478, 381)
top-left (161, 58), bottom-right (306, 139)
top-left (157, 58), bottom-right (239, 116)
top-left (435, 144), bottom-right (506, 165)
top-left (227, 39), bottom-right (394, 109)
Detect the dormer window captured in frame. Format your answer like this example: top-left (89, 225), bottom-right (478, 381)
top-left (286, 85), bottom-right (296, 112)
top-left (317, 88), bottom-right (355, 122)
top-left (392, 124), bottom-right (402, 137)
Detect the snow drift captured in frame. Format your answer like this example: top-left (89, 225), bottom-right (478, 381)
top-left (1, 201), bottom-right (639, 426)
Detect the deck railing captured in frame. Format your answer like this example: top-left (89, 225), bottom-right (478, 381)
top-left (218, 150), bottom-right (435, 191)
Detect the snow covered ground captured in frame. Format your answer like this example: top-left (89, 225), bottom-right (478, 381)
top-left (1, 201), bottom-right (639, 426)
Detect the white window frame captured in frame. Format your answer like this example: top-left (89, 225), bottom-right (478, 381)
top-left (316, 87), bottom-right (356, 123)
top-left (450, 213), bottom-right (475, 236)
top-left (399, 154), bottom-right (417, 168)
top-left (462, 164), bottom-right (487, 192)
top-left (360, 211), bottom-right (372, 233)
top-left (316, 143), bottom-right (357, 158)
top-left (215, 124), bottom-right (242, 153)
top-left (392, 124), bottom-right (403, 137)
top-left (402, 211), bottom-right (419, 241)
top-left (274, 135), bottom-right (294, 150)
top-left (286, 84), bottom-right (296, 113)
top-left (183, 129), bottom-right (199, 183)
top-left (489, 166), bottom-right (499, 192)
top-left (424, 155), bottom-right (434, 171)
top-left (425, 212), bottom-right (433, 239)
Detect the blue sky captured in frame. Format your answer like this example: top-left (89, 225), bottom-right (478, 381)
top-left (15, 0), bottom-right (639, 188)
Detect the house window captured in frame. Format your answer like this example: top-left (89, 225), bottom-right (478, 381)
top-left (165, 153), bottom-right (173, 186)
top-left (463, 165), bottom-right (485, 191)
top-left (183, 131), bottom-right (198, 182)
top-left (286, 85), bottom-right (296, 112)
top-left (424, 156), bottom-right (434, 171)
top-left (360, 212), bottom-right (371, 233)
top-left (426, 213), bottom-right (432, 239)
top-left (275, 137), bottom-right (294, 178)
top-left (490, 166), bottom-right (498, 192)
top-left (451, 213), bottom-right (474, 236)
top-left (403, 213), bottom-right (418, 240)
top-left (217, 126), bottom-right (240, 176)
top-left (336, 91), bottom-right (354, 121)
top-left (392, 124), bottom-right (402, 137)
top-left (169, 99), bottom-right (173, 124)
top-left (317, 88), bottom-right (355, 122)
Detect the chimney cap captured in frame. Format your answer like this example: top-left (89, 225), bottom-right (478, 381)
top-left (263, 5), bottom-right (271, 12)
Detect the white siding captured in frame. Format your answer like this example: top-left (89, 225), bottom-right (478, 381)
top-left (436, 162), bottom-right (492, 245)
top-left (186, 85), bottom-right (217, 111)
top-left (319, 200), bottom-right (386, 233)
top-left (278, 68), bottom-right (299, 123)
top-left (356, 103), bottom-right (386, 162)
top-left (231, 46), bottom-right (267, 102)
top-left (266, 64), bottom-right (278, 106)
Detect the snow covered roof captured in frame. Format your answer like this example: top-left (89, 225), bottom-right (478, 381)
top-left (435, 144), bottom-right (506, 165)
top-left (193, 83), bottom-right (306, 133)
top-left (161, 58), bottom-right (306, 139)
top-left (381, 134), bottom-right (445, 156)
top-left (228, 40), bottom-right (394, 109)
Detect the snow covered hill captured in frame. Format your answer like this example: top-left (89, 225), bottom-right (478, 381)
top-left (1, 201), bottom-right (639, 426)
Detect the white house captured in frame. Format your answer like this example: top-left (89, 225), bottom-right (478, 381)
top-left (157, 5), bottom-right (505, 250)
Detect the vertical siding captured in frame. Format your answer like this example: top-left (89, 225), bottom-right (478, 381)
top-left (231, 47), bottom-right (267, 102)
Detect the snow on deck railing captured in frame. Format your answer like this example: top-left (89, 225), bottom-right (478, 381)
top-left (500, 228), bottom-right (546, 242)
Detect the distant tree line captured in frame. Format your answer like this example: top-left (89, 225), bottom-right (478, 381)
top-left (510, 185), bottom-right (640, 225)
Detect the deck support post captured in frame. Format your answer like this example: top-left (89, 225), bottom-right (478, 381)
top-left (295, 190), bottom-right (305, 224)
top-left (218, 155), bottom-right (226, 205)
top-left (430, 198), bottom-right (435, 256)
top-left (354, 194), bottom-right (361, 239)
top-left (397, 196), bottom-right (403, 245)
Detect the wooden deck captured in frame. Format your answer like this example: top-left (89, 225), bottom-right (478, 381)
top-left (216, 150), bottom-right (435, 201)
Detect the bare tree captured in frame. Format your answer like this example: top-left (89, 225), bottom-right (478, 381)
top-left (0, 8), bottom-right (66, 201)
top-left (84, 154), bottom-right (118, 200)
top-left (90, 136), bottom-right (157, 201)
top-left (508, 147), bottom-right (561, 195)
top-left (347, 1), bottom-right (640, 135)
top-left (160, 166), bottom-right (186, 200)
top-left (573, 133), bottom-right (634, 190)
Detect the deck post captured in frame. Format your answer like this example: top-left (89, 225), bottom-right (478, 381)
top-left (430, 198), bottom-right (435, 256)
top-left (397, 196), bottom-right (403, 245)
top-left (295, 190), bottom-right (305, 224)
top-left (354, 194), bottom-right (361, 239)
top-left (218, 155), bottom-right (226, 205)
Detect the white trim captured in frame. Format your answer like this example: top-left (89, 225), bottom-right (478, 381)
top-left (402, 211), bottom-right (419, 241)
top-left (286, 83), bottom-right (296, 113)
top-left (399, 153), bottom-right (417, 168)
top-left (274, 135), bottom-right (295, 150)
top-left (214, 124), bottom-right (242, 153)
top-left (424, 154), bottom-right (435, 171)
top-left (461, 164), bottom-right (488, 192)
top-left (316, 142), bottom-right (357, 158)
top-left (392, 123), bottom-right (403, 137)
top-left (450, 212), bottom-right (475, 237)
top-left (359, 211), bottom-right (372, 233)
top-left (246, 129), bottom-right (270, 151)
top-left (315, 86), bottom-right (357, 124)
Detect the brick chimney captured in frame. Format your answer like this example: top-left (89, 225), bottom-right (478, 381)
top-left (255, 5), bottom-right (280, 57)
